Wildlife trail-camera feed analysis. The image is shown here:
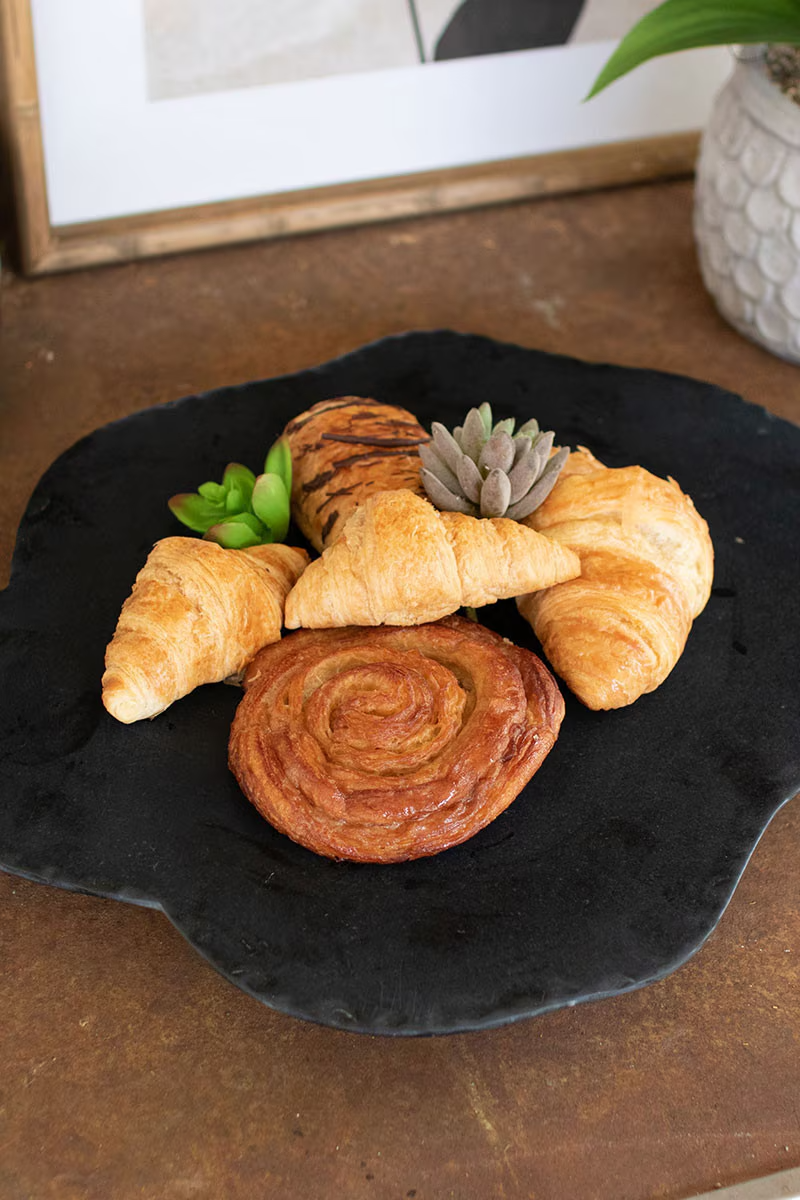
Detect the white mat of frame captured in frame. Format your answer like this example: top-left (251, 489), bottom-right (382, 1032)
top-left (30, 0), bottom-right (731, 227)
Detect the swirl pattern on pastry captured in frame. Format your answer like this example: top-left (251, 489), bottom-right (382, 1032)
top-left (229, 615), bottom-right (564, 862)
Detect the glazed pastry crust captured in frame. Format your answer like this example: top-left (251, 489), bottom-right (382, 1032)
top-left (517, 447), bottom-right (714, 710)
top-left (102, 537), bottom-right (309, 723)
top-left (282, 396), bottom-right (428, 551)
top-left (229, 615), bottom-right (565, 862)
top-left (283, 488), bottom-right (581, 629)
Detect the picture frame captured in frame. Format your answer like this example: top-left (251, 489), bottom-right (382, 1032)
top-left (0, 0), bottom-right (731, 276)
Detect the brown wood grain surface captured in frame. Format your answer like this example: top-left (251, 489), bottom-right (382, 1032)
top-left (1, 181), bottom-right (799, 1200)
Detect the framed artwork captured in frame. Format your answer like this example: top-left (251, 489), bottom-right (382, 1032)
top-left (0, 0), bottom-right (731, 274)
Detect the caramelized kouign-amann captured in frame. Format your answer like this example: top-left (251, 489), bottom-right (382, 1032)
top-left (229, 615), bottom-right (565, 862)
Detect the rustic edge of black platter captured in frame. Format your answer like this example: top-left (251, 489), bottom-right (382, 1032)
top-left (1, 330), bottom-right (799, 1036)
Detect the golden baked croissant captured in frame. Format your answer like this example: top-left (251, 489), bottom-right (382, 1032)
top-left (102, 537), bottom-right (309, 723)
top-left (282, 396), bottom-right (428, 550)
top-left (284, 488), bottom-right (580, 629)
top-left (229, 615), bottom-right (565, 862)
top-left (516, 447), bottom-right (713, 710)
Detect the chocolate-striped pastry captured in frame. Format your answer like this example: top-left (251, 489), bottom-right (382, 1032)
top-left (229, 615), bottom-right (564, 863)
top-left (282, 397), bottom-right (429, 551)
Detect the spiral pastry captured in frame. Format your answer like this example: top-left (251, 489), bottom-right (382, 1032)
top-left (229, 615), bottom-right (564, 863)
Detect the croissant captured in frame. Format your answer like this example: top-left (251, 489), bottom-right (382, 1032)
top-left (516, 447), bottom-right (714, 710)
top-left (102, 537), bottom-right (309, 723)
top-left (229, 615), bottom-right (565, 862)
top-left (284, 488), bottom-right (580, 629)
top-left (282, 396), bottom-right (428, 550)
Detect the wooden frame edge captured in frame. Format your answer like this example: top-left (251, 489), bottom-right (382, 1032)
top-left (0, 0), bottom-right (700, 277)
top-left (0, 0), bottom-right (54, 271)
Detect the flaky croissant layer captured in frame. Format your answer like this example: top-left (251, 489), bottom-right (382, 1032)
top-left (102, 538), bottom-right (309, 723)
top-left (229, 616), bottom-right (565, 862)
top-left (284, 488), bottom-right (580, 629)
top-left (518, 447), bottom-right (714, 710)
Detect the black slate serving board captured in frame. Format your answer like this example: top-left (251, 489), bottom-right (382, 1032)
top-left (1, 331), bottom-right (799, 1035)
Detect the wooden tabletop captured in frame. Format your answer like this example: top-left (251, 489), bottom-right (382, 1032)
top-left (1, 180), bottom-right (799, 1200)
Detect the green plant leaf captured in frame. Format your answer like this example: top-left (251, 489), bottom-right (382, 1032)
top-left (197, 481), bottom-right (226, 502)
top-left (251, 473), bottom-right (290, 542)
top-left (224, 511), bottom-right (264, 534)
top-left (264, 437), bottom-right (293, 494)
top-left (477, 402), bottom-right (493, 438)
top-left (517, 418), bottom-right (540, 440)
top-left (167, 492), bottom-right (226, 533)
top-left (203, 514), bottom-right (264, 549)
top-left (587, 0), bottom-right (800, 98)
top-left (225, 486), bottom-right (245, 514)
top-left (222, 462), bottom-right (256, 507)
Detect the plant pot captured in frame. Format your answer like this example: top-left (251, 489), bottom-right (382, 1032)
top-left (694, 54), bottom-right (800, 364)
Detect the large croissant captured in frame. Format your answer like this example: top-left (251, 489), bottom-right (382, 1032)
top-left (282, 397), bottom-right (428, 551)
top-left (517, 447), bottom-right (713, 710)
top-left (102, 537), bottom-right (309, 723)
top-left (284, 488), bottom-right (580, 629)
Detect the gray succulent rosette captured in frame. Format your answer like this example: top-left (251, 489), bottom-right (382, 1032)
top-left (420, 402), bottom-right (568, 520)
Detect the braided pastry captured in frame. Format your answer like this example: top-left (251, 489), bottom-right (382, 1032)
top-left (229, 615), bottom-right (564, 862)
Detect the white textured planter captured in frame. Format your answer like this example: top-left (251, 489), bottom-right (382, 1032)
top-left (694, 55), bottom-right (800, 363)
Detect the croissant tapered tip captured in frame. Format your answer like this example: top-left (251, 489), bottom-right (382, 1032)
top-left (101, 671), bottom-right (162, 724)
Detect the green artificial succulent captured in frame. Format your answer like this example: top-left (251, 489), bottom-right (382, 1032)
top-left (168, 437), bottom-right (292, 548)
top-left (420, 402), bottom-right (568, 521)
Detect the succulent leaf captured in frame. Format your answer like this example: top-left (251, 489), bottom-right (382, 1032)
top-left (456, 453), bottom-right (483, 504)
top-left (478, 402), bottom-right (493, 437)
top-left (505, 447), bottom-right (570, 520)
top-left (461, 407), bottom-right (489, 462)
top-left (478, 430), bottom-right (515, 475)
top-left (226, 511), bottom-right (265, 533)
top-left (480, 468), bottom-right (512, 518)
top-left (204, 519), bottom-right (264, 550)
top-left (251, 473), bottom-right (290, 542)
top-left (431, 423), bottom-right (465, 476)
top-left (512, 436), bottom-right (531, 466)
top-left (225, 486), bottom-right (245, 514)
top-left (517, 418), bottom-right (540, 439)
top-left (168, 493), bottom-right (226, 533)
top-left (529, 430), bottom-right (555, 480)
top-left (420, 441), bottom-right (462, 496)
top-left (197, 481), bottom-right (226, 502)
top-left (420, 468), bottom-right (475, 515)
top-left (493, 417), bottom-right (516, 438)
top-left (264, 437), bottom-right (292, 493)
top-left (507, 446), bottom-right (540, 504)
top-left (222, 463), bottom-right (256, 507)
